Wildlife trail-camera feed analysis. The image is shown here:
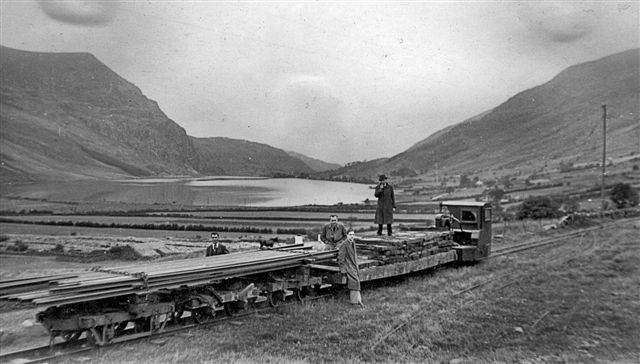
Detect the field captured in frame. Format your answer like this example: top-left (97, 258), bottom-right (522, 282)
top-left (92, 220), bottom-right (640, 364)
top-left (1, 174), bottom-right (639, 363)
top-left (1, 218), bottom-right (638, 363)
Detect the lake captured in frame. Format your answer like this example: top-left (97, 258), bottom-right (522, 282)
top-left (2, 178), bottom-right (374, 207)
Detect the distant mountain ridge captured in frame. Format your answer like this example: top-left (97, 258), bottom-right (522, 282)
top-left (193, 137), bottom-right (313, 176)
top-left (285, 150), bottom-right (341, 172)
top-left (0, 46), bottom-right (316, 182)
top-left (333, 49), bottom-right (640, 179)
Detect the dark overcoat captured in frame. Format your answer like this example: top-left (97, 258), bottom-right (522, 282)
top-left (206, 243), bottom-right (229, 256)
top-left (374, 183), bottom-right (395, 224)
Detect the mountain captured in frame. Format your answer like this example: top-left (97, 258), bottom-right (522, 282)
top-left (0, 46), bottom-right (200, 182)
top-left (285, 151), bottom-right (341, 172)
top-left (193, 137), bottom-right (313, 176)
top-left (0, 46), bottom-right (313, 182)
top-left (336, 49), bottom-right (640, 179)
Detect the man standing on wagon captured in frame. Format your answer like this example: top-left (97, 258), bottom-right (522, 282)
top-left (374, 174), bottom-right (396, 236)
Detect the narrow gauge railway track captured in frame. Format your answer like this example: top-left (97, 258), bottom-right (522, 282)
top-left (0, 293), bottom-right (332, 364)
top-left (489, 218), bottom-right (636, 259)
top-left (369, 218), bottom-right (638, 350)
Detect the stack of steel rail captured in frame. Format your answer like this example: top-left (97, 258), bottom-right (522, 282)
top-left (0, 248), bottom-right (336, 307)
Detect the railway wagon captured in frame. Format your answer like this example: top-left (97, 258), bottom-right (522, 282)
top-left (0, 201), bottom-right (491, 347)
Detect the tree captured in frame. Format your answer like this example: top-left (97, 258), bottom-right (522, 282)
top-left (487, 188), bottom-right (505, 202)
top-left (559, 198), bottom-right (580, 214)
top-left (609, 183), bottom-right (639, 209)
top-left (459, 174), bottom-right (471, 187)
top-left (500, 175), bottom-right (513, 189)
top-left (516, 196), bottom-right (562, 220)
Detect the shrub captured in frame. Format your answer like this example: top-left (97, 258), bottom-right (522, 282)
top-left (516, 196), bottom-right (562, 220)
top-left (9, 240), bottom-right (29, 252)
top-left (609, 183), bottom-right (639, 209)
top-left (0, 234), bottom-right (9, 242)
top-left (51, 243), bottom-right (65, 253)
top-left (108, 245), bottom-right (141, 260)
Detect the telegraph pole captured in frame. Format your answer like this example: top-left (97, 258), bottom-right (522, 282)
top-left (601, 104), bottom-right (607, 212)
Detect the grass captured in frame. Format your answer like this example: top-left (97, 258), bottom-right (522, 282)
top-left (73, 220), bottom-right (640, 364)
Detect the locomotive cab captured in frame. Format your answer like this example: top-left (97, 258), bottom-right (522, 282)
top-left (439, 201), bottom-right (492, 260)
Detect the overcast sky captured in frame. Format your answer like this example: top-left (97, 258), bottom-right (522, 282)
top-left (1, 1), bottom-right (638, 164)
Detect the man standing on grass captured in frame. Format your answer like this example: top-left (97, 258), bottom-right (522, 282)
top-left (205, 232), bottom-right (229, 256)
top-left (320, 215), bottom-right (347, 250)
top-left (339, 230), bottom-right (363, 306)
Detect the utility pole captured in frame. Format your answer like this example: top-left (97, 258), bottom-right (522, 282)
top-left (601, 104), bottom-right (607, 212)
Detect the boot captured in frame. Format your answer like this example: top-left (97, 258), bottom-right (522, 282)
top-left (350, 290), bottom-right (364, 306)
top-left (387, 224), bottom-right (393, 236)
top-left (377, 225), bottom-right (383, 236)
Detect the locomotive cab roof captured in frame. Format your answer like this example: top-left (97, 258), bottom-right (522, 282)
top-left (440, 200), bottom-right (491, 207)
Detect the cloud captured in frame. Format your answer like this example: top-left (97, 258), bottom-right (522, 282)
top-left (38, 0), bottom-right (118, 26)
top-left (517, 3), bottom-right (599, 43)
top-left (272, 75), bottom-right (350, 161)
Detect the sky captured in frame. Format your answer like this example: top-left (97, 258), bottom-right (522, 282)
top-left (1, 1), bottom-right (638, 164)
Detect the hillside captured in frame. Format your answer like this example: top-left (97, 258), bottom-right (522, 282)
top-left (193, 137), bottom-right (313, 176)
top-left (285, 150), bottom-right (341, 172)
top-left (0, 46), bottom-right (201, 182)
top-left (336, 49), bottom-right (640, 179)
top-left (0, 46), bottom-right (316, 182)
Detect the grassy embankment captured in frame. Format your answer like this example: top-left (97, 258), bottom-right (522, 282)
top-left (76, 220), bottom-right (640, 364)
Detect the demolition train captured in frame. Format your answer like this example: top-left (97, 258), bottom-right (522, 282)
top-left (0, 201), bottom-right (491, 346)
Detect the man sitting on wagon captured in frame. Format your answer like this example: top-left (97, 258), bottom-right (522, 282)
top-left (320, 214), bottom-right (347, 251)
top-left (205, 232), bottom-right (229, 256)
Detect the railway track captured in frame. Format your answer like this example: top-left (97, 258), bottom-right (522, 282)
top-left (489, 217), bottom-right (636, 259)
top-left (369, 218), bottom-right (638, 350)
top-left (0, 293), bottom-right (332, 364)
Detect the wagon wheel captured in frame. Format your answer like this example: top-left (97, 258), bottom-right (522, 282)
top-left (133, 318), bottom-right (150, 333)
top-left (173, 309), bottom-right (186, 325)
top-left (87, 326), bottom-right (107, 346)
top-left (192, 306), bottom-right (215, 324)
top-left (268, 291), bottom-right (285, 307)
top-left (224, 302), bottom-right (236, 317)
top-left (150, 313), bottom-right (169, 333)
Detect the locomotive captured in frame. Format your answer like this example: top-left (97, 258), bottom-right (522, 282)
top-left (1, 201), bottom-right (492, 347)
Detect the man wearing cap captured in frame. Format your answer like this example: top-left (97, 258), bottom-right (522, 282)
top-left (320, 214), bottom-right (348, 250)
top-left (374, 174), bottom-right (396, 236)
top-left (205, 232), bottom-right (229, 256)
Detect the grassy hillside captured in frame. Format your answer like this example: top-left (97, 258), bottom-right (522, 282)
top-left (0, 46), bottom-right (322, 182)
top-left (0, 46), bottom-right (200, 182)
top-left (192, 137), bottom-right (314, 176)
top-left (286, 150), bottom-right (341, 172)
top-left (338, 49), bottom-right (640, 179)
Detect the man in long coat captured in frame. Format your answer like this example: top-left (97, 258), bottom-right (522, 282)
top-left (374, 174), bottom-right (396, 236)
top-left (338, 230), bottom-right (363, 306)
